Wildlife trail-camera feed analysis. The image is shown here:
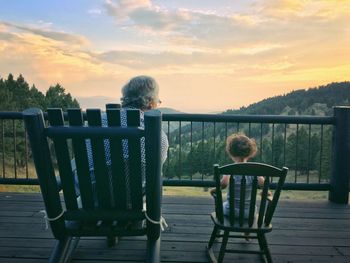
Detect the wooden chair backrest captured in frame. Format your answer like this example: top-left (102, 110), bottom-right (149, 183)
top-left (23, 107), bottom-right (162, 240)
top-left (214, 162), bottom-right (288, 228)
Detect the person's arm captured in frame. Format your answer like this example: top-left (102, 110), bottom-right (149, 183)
top-left (258, 176), bottom-right (272, 200)
top-left (210, 175), bottom-right (229, 196)
top-left (221, 175), bottom-right (230, 189)
top-left (258, 176), bottom-right (265, 187)
top-left (160, 130), bottom-right (169, 166)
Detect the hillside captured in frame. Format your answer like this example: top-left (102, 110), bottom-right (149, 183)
top-left (158, 107), bottom-right (183, 114)
top-left (224, 82), bottom-right (350, 116)
top-left (164, 82), bottom-right (349, 180)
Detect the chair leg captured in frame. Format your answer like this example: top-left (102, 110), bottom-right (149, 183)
top-left (146, 236), bottom-right (161, 263)
top-left (218, 230), bottom-right (229, 263)
top-left (257, 233), bottom-right (272, 263)
top-left (49, 236), bottom-right (76, 263)
top-left (63, 237), bottom-right (80, 263)
top-left (208, 225), bottom-right (219, 249)
top-left (206, 225), bottom-right (220, 263)
top-left (107, 236), bottom-right (118, 247)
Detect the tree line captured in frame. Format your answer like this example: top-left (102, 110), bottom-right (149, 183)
top-left (225, 82), bottom-right (350, 116)
top-left (0, 73), bottom-right (79, 111)
top-left (0, 74), bottom-right (79, 168)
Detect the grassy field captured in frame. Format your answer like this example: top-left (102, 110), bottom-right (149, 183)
top-left (0, 184), bottom-right (332, 201)
top-left (163, 186), bottom-right (330, 200)
top-left (0, 162), bottom-right (335, 201)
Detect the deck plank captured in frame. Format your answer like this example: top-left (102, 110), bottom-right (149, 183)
top-left (0, 193), bottom-right (349, 262)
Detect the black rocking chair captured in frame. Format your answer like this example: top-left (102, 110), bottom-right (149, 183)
top-left (23, 107), bottom-right (163, 263)
top-left (206, 162), bottom-right (288, 263)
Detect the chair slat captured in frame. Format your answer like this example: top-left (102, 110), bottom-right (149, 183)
top-left (248, 177), bottom-right (258, 227)
top-left (265, 168), bottom-right (288, 225)
top-left (106, 109), bottom-right (127, 210)
top-left (239, 176), bottom-right (246, 227)
top-left (214, 165), bottom-right (224, 223)
top-left (258, 176), bottom-right (270, 227)
top-left (229, 175), bottom-right (235, 225)
top-left (219, 162), bottom-right (284, 177)
top-left (126, 110), bottom-right (143, 210)
top-left (86, 109), bottom-right (112, 209)
top-left (67, 109), bottom-right (94, 209)
top-left (106, 103), bottom-right (121, 110)
top-left (47, 109), bottom-right (77, 211)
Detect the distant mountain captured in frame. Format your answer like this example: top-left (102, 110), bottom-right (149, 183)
top-left (158, 107), bottom-right (183, 114)
top-left (77, 96), bottom-right (119, 110)
top-left (224, 82), bottom-right (350, 116)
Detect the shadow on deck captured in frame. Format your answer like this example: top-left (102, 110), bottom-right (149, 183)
top-left (0, 193), bottom-right (350, 262)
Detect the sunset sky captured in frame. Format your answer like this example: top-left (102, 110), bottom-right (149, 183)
top-left (0, 0), bottom-right (349, 112)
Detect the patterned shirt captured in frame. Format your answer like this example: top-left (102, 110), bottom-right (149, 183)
top-left (223, 175), bottom-right (254, 218)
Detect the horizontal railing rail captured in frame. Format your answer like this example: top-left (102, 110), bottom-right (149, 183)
top-left (1, 108), bottom-right (349, 204)
top-left (163, 113), bottom-right (334, 124)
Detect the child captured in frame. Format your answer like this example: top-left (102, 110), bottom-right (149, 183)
top-left (210, 133), bottom-right (265, 218)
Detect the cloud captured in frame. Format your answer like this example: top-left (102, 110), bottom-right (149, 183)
top-left (93, 44), bottom-right (294, 77)
top-left (104, 0), bottom-right (151, 20)
top-left (102, 0), bottom-right (350, 52)
top-left (1, 21), bottom-right (88, 45)
top-left (129, 8), bottom-right (192, 30)
top-left (0, 31), bottom-right (18, 41)
top-left (88, 8), bottom-right (103, 15)
top-left (256, 0), bottom-right (350, 20)
top-left (0, 22), bottom-right (109, 93)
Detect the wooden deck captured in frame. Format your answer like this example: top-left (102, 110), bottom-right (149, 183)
top-left (0, 193), bottom-right (350, 262)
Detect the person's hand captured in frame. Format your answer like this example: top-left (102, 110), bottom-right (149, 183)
top-left (258, 176), bottom-right (265, 187)
top-left (267, 191), bottom-right (273, 202)
top-left (260, 190), bottom-right (273, 201)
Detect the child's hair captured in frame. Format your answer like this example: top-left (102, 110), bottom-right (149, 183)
top-left (226, 133), bottom-right (257, 159)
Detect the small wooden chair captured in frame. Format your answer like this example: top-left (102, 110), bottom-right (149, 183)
top-left (206, 162), bottom-right (288, 263)
top-left (23, 107), bottom-right (163, 263)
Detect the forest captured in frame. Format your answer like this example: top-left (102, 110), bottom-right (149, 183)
top-left (162, 82), bottom-right (350, 182)
top-left (0, 74), bottom-right (79, 171)
top-left (0, 73), bottom-right (79, 111)
top-left (1, 74), bottom-right (350, 183)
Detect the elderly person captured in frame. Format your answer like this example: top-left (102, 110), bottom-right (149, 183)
top-left (73, 76), bottom-right (168, 206)
top-left (72, 76), bottom-right (168, 246)
top-left (119, 76), bottom-right (168, 165)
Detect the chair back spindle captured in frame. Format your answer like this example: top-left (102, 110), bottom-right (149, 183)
top-left (126, 110), bottom-right (143, 210)
top-left (47, 109), bottom-right (77, 211)
top-left (106, 109), bottom-right (126, 210)
top-left (214, 164), bottom-right (224, 224)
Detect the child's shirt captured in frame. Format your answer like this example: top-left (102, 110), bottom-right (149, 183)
top-left (223, 175), bottom-right (255, 218)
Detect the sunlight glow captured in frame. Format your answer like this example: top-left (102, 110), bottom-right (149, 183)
top-left (0, 0), bottom-right (349, 112)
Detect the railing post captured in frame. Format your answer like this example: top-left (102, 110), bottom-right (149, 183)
top-left (329, 106), bottom-right (350, 204)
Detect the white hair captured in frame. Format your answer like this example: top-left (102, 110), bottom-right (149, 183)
top-left (121, 76), bottom-right (159, 110)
